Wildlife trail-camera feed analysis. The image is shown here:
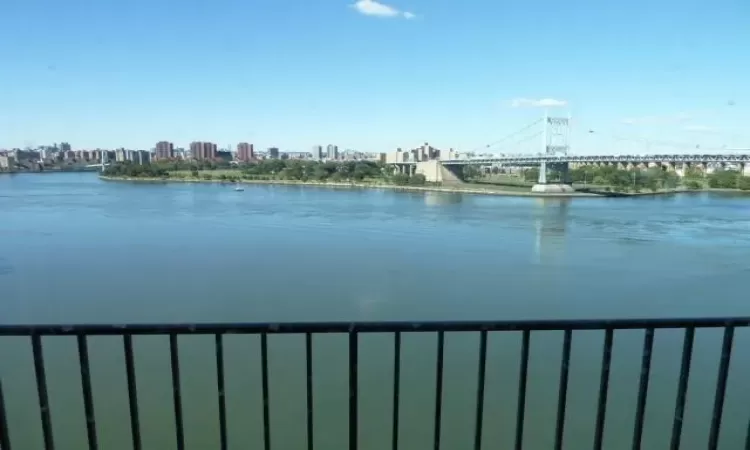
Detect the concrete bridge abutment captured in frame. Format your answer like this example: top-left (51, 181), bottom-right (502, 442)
top-left (532, 161), bottom-right (575, 194)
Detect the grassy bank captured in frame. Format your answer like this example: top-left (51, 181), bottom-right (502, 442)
top-left (100, 175), bottom-right (604, 197)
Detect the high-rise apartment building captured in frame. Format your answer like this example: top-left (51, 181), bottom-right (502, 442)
top-left (268, 147), bottom-right (279, 159)
top-left (311, 145), bottom-right (323, 161)
top-left (60, 142), bottom-right (71, 153)
top-left (237, 142), bottom-right (254, 161)
top-left (189, 142), bottom-right (218, 160)
top-left (326, 144), bottom-right (338, 160)
top-left (155, 141), bottom-right (174, 160)
top-left (136, 150), bottom-right (151, 165)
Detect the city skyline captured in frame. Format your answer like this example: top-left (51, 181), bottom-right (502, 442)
top-left (1, 0), bottom-right (748, 153)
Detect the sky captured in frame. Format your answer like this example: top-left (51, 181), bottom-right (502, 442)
top-left (1, 0), bottom-right (749, 155)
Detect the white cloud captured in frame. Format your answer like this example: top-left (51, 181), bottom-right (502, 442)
top-left (683, 124), bottom-right (718, 133)
top-left (511, 98), bottom-right (567, 108)
top-left (351, 0), bottom-right (415, 19)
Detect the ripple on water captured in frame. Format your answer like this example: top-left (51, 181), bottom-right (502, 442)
top-left (0, 258), bottom-right (13, 276)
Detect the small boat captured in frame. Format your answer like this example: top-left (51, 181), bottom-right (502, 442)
top-left (234, 186), bottom-right (244, 191)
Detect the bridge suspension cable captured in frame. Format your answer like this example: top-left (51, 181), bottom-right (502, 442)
top-left (473, 118), bottom-right (543, 152)
top-left (492, 131), bottom-right (543, 153)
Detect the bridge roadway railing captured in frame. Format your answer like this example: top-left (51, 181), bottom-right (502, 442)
top-left (440, 154), bottom-right (750, 165)
top-left (1, 317), bottom-right (749, 450)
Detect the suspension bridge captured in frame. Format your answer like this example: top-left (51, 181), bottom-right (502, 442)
top-left (387, 113), bottom-right (750, 191)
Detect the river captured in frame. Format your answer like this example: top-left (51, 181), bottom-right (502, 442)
top-left (1, 173), bottom-right (749, 449)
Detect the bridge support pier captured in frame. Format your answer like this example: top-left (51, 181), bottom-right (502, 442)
top-left (538, 161), bottom-right (547, 184)
top-left (531, 162), bottom-right (575, 194)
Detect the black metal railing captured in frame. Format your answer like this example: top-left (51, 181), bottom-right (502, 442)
top-left (1, 317), bottom-right (749, 450)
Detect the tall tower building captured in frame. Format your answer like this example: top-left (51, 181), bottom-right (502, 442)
top-left (189, 142), bottom-right (218, 160)
top-left (326, 144), bottom-right (338, 160)
top-left (155, 141), bottom-right (174, 160)
top-left (311, 145), bottom-right (323, 161)
top-left (237, 142), bottom-right (254, 161)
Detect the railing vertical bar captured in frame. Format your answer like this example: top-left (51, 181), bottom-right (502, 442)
top-left (593, 328), bottom-right (614, 450)
top-left (169, 334), bottom-right (185, 450)
top-left (123, 335), bottom-right (142, 450)
top-left (0, 377), bottom-right (12, 450)
top-left (215, 334), bottom-right (227, 450)
top-left (32, 334), bottom-right (54, 450)
top-left (707, 326), bottom-right (734, 450)
top-left (553, 329), bottom-right (572, 450)
top-left (261, 333), bottom-right (271, 450)
top-left (77, 335), bottom-right (98, 450)
top-left (305, 332), bottom-right (314, 450)
top-left (434, 331), bottom-right (445, 450)
top-left (474, 330), bottom-right (488, 450)
top-left (392, 332), bottom-right (401, 450)
top-left (349, 331), bottom-right (358, 450)
top-left (514, 330), bottom-right (530, 450)
top-left (669, 327), bottom-right (694, 450)
top-left (632, 328), bottom-right (654, 450)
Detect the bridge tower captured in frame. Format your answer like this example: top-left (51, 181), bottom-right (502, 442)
top-left (532, 112), bottom-right (575, 193)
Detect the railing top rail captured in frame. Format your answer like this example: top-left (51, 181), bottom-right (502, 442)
top-left (0, 316), bottom-right (748, 336)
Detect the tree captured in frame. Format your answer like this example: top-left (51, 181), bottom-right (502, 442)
top-left (523, 168), bottom-right (539, 182)
top-left (662, 172), bottom-right (680, 189)
top-left (463, 165), bottom-right (481, 180)
top-left (311, 165), bottom-right (329, 181)
top-left (708, 170), bottom-right (739, 189)
top-left (738, 176), bottom-right (750, 191)
top-left (408, 174), bottom-right (427, 186)
top-left (353, 162), bottom-right (374, 181)
top-left (684, 166), bottom-right (703, 179)
top-left (684, 180), bottom-right (702, 190)
top-left (391, 173), bottom-right (410, 185)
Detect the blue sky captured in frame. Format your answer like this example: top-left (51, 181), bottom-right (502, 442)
top-left (1, 0), bottom-right (748, 154)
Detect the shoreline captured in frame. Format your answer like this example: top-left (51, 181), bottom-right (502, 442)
top-left (98, 175), bottom-right (702, 198)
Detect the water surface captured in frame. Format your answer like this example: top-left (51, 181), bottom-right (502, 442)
top-left (1, 173), bottom-right (749, 449)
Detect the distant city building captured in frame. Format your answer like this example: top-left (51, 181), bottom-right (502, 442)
top-left (268, 147), bottom-right (279, 159)
top-left (60, 142), bottom-right (71, 153)
top-left (326, 144), bottom-right (338, 160)
top-left (155, 141), bottom-right (174, 160)
top-left (285, 152), bottom-right (309, 160)
top-left (237, 142), bottom-right (254, 161)
top-left (115, 148), bottom-right (128, 162)
top-left (0, 154), bottom-right (16, 170)
top-left (64, 150), bottom-right (76, 160)
top-left (386, 148), bottom-right (411, 164)
top-left (189, 142), bottom-right (218, 160)
top-left (135, 150), bottom-right (151, 165)
top-left (311, 145), bottom-right (323, 161)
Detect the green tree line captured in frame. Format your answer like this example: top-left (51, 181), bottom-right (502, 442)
top-left (104, 160), bottom-right (429, 186)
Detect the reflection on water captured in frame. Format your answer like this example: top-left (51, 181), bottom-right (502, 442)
top-left (424, 191), bottom-right (463, 206)
top-left (1, 174), bottom-right (750, 450)
top-left (533, 198), bottom-right (570, 262)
